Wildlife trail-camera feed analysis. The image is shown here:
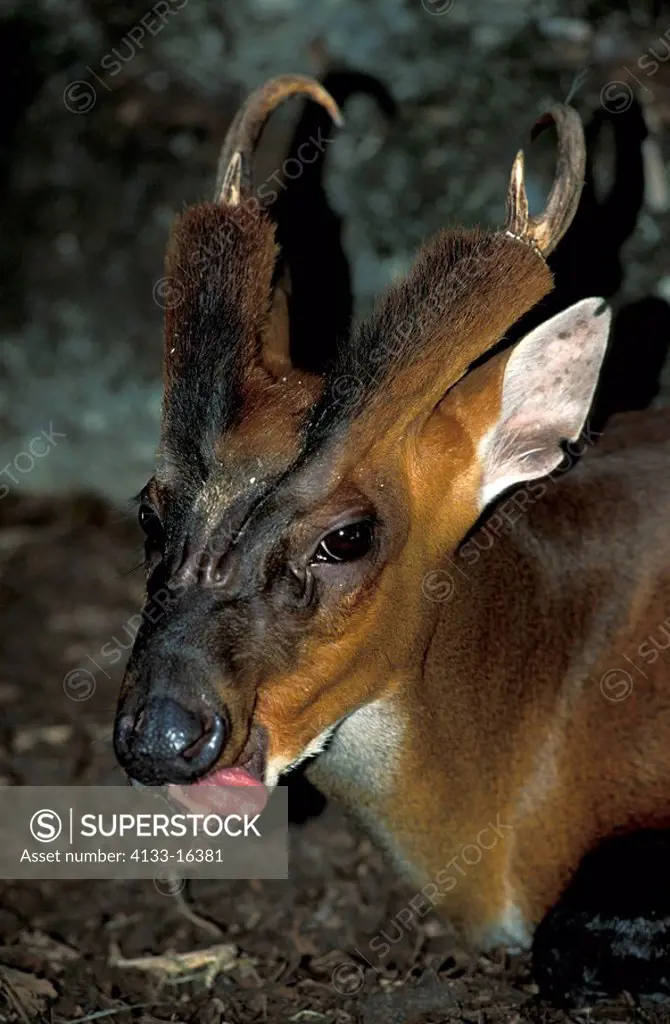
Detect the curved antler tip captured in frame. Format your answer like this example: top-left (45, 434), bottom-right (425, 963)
top-left (526, 103), bottom-right (585, 255)
top-left (505, 148), bottom-right (529, 240)
top-left (214, 74), bottom-right (343, 205)
top-left (530, 109), bottom-right (555, 143)
top-left (220, 150), bottom-right (243, 206)
top-left (530, 103), bottom-right (581, 144)
top-left (303, 77), bottom-right (343, 127)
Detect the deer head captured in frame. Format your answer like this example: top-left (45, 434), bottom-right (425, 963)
top-left (114, 74), bottom-right (343, 789)
top-left (114, 89), bottom-right (610, 817)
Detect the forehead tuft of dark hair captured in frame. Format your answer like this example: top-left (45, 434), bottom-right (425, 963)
top-left (161, 203), bottom-right (277, 481)
top-left (304, 227), bottom-right (552, 451)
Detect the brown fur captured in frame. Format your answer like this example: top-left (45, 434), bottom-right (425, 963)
top-left (298, 393), bottom-right (670, 945)
top-left (164, 203), bottom-right (277, 386)
top-left (161, 202), bottom-right (323, 481)
top-left (118, 90), bottom-right (670, 957)
top-left (305, 229), bottom-right (553, 455)
top-left (251, 335), bottom-right (670, 947)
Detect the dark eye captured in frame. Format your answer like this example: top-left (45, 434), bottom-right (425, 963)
top-left (312, 521), bottom-right (374, 564)
top-left (138, 503), bottom-right (164, 549)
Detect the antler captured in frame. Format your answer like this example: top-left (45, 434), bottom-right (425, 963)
top-left (215, 74), bottom-right (343, 206)
top-left (505, 105), bottom-right (586, 256)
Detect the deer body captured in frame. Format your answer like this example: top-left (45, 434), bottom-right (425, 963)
top-left (308, 408), bottom-right (670, 949)
top-left (114, 75), bottom-right (670, 1003)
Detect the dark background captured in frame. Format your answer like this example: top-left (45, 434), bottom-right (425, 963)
top-left (0, 0), bottom-right (669, 1021)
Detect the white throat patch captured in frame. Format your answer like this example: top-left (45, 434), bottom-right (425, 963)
top-left (264, 697), bottom-right (404, 792)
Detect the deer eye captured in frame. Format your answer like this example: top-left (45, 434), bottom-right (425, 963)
top-left (312, 521), bottom-right (374, 564)
top-left (138, 503), bottom-right (164, 549)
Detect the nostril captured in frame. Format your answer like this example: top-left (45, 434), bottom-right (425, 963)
top-left (116, 697), bottom-right (228, 784)
top-left (113, 712), bottom-right (135, 759)
top-left (167, 706), bottom-right (227, 780)
top-left (133, 708), bottom-right (147, 736)
top-left (160, 700), bottom-right (206, 757)
top-left (181, 712), bottom-right (218, 761)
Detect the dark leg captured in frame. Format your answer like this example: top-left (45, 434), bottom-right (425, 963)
top-left (532, 829), bottom-right (670, 1007)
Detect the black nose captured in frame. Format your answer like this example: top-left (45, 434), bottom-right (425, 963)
top-left (114, 697), bottom-right (227, 785)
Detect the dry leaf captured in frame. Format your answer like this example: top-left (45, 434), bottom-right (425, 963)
top-left (0, 964), bottom-right (58, 1019)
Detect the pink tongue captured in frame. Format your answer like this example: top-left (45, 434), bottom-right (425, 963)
top-left (199, 767), bottom-right (262, 787)
top-left (167, 767), bottom-right (267, 818)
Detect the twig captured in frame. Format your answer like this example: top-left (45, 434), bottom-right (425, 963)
top-left (108, 941), bottom-right (238, 988)
top-left (171, 879), bottom-right (225, 939)
top-left (66, 1001), bottom-right (175, 1023)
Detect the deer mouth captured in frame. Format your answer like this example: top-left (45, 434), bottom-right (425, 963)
top-left (166, 724), bottom-right (268, 817)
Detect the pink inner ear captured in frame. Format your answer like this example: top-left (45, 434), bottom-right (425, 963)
top-left (480, 417), bottom-right (565, 509)
top-left (479, 298), bottom-right (611, 509)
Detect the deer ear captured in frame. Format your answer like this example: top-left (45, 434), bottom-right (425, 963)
top-left (478, 297), bottom-right (611, 509)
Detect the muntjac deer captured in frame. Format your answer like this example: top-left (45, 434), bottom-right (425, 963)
top-left (114, 75), bottom-right (670, 1005)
